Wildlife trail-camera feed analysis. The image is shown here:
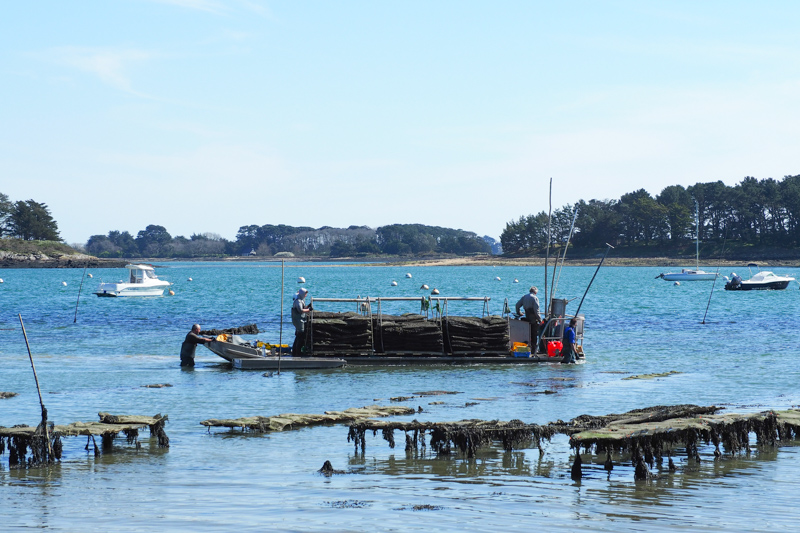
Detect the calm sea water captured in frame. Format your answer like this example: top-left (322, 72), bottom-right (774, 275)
top-left (2, 262), bottom-right (800, 531)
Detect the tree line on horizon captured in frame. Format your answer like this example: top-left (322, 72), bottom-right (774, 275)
top-left (0, 192), bottom-right (61, 241)
top-left (85, 223), bottom-right (497, 258)
top-left (501, 175), bottom-right (800, 254)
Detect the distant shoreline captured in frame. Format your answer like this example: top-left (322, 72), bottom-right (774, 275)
top-left (3, 252), bottom-right (799, 269)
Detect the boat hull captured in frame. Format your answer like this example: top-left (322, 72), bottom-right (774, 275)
top-left (660, 272), bottom-right (718, 281)
top-left (725, 280), bottom-right (791, 291)
top-left (95, 285), bottom-right (168, 297)
top-left (232, 357), bottom-right (346, 370)
top-left (206, 341), bottom-right (346, 369)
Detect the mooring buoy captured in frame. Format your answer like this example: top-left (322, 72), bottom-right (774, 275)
top-left (431, 288), bottom-right (439, 295)
top-left (298, 277), bottom-right (306, 283)
top-left (391, 281), bottom-right (397, 286)
top-left (62, 281), bottom-right (67, 286)
top-left (187, 277), bottom-right (193, 281)
top-left (405, 273), bottom-right (412, 278)
top-left (420, 284), bottom-right (429, 290)
top-left (87, 273), bottom-right (93, 278)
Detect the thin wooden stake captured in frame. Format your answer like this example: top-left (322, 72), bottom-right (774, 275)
top-left (278, 259), bottom-right (284, 375)
top-left (73, 263), bottom-right (88, 323)
top-left (18, 313), bottom-right (53, 461)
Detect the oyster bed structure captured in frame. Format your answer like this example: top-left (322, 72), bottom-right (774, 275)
top-left (346, 404), bottom-right (800, 480)
top-left (0, 412), bottom-right (169, 468)
top-left (201, 405), bottom-right (416, 433)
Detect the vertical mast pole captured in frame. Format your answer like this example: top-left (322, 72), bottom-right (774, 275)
top-left (544, 178), bottom-right (552, 316)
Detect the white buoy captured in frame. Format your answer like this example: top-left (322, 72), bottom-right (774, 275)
top-left (187, 277), bottom-right (193, 281)
top-left (513, 278), bottom-right (519, 283)
top-left (495, 276), bottom-right (501, 281)
top-left (168, 289), bottom-right (175, 296)
top-left (0, 278), bottom-right (4, 283)
top-left (420, 284), bottom-right (429, 290)
top-left (298, 277), bottom-right (306, 283)
top-left (62, 281), bottom-right (67, 286)
top-left (431, 288), bottom-right (439, 295)
top-left (87, 273), bottom-right (93, 278)
top-left (405, 273), bottom-right (412, 278)
top-left (391, 281), bottom-right (397, 286)
top-left (674, 281), bottom-right (680, 286)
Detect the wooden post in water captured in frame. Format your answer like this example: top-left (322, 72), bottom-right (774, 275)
top-left (18, 314), bottom-right (54, 461)
top-left (73, 262), bottom-right (88, 323)
top-left (278, 260), bottom-right (284, 375)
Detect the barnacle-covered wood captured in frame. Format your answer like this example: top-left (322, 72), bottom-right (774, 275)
top-left (201, 405), bottom-right (415, 433)
top-left (347, 418), bottom-right (556, 458)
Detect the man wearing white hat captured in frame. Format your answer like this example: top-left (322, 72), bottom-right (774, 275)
top-left (292, 287), bottom-right (312, 356)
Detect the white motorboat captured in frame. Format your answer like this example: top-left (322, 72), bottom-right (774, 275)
top-left (724, 270), bottom-right (796, 291)
top-left (94, 264), bottom-right (171, 297)
top-left (657, 201), bottom-right (718, 281)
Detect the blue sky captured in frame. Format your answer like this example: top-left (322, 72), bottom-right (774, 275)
top-left (2, 1), bottom-right (799, 245)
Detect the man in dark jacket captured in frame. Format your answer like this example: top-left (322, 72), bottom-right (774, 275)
top-left (180, 324), bottom-right (214, 367)
top-left (515, 286), bottom-right (541, 352)
top-left (291, 288), bottom-right (312, 356)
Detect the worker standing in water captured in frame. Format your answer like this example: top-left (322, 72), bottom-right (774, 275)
top-left (561, 317), bottom-right (578, 364)
top-left (515, 286), bottom-right (541, 353)
top-left (180, 324), bottom-right (214, 367)
top-left (292, 287), bottom-right (312, 356)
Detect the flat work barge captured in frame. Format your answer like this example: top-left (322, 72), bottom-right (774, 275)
top-left (303, 296), bottom-right (585, 365)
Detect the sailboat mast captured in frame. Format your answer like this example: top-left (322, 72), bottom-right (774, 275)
top-left (695, 200), bottom-right (699, 270)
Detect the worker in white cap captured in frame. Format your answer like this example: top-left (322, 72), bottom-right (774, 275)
top-left (291, 287), bottom-right (312, 356)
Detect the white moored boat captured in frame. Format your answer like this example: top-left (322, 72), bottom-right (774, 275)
top-left (94, 264), bottom-right (171, 297)
top-left (657, 268), bottom-right (718, 282)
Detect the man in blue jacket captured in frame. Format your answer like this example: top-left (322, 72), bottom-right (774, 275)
top-left (561, 318), bottom-right (578, 364)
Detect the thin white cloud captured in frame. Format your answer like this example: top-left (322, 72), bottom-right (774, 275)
top-left (47, 46), bottom-right (155, 96)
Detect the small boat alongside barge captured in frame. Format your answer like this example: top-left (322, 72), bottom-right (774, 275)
top-left (205, 335), bottom-right (346, 369)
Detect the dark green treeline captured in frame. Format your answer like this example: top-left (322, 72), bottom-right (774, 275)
top-left (500, 175), bottom-right (800, 254)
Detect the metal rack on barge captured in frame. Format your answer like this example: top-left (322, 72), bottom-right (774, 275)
top-left (304, 295), bottom-right (585, 365)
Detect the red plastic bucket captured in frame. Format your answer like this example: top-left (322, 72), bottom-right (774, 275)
top-left (547, 341), bottom-right (563, 357)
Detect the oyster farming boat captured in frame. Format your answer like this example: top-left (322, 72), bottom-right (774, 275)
top-left (94, 264), bottom-right (171, 297)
